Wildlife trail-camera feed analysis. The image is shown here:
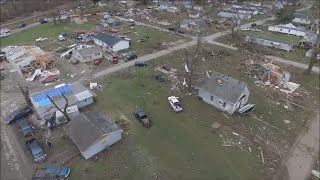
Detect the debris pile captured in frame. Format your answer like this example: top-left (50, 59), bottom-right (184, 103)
top-left (245, 61), bottom-right (301, 95)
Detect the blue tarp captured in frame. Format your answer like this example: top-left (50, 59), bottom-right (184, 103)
top-left (31, 84), bottom-right (72, 106)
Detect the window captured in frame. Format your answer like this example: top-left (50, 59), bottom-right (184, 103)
top-left (95, 52), bottom-right (100, 56)
top-left (210, 96), bottom-right (213, 101)
top-left (84, 99), bottom-right (87, 102)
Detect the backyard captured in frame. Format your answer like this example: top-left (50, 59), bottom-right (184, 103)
top-left (62, 45), bottom-right (319, 180)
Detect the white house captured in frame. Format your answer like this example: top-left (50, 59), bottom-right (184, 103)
top-left (64, 112), bottom-right (123, 160)
top-left (30, 83), bottom-right (95, 121)
top-left (94, 33), bottom-right (130, 52)
top-left (195, 72), bottom-right (251, 115)
top-left (237, 8), bottom-right (258, 15)
top-left (217, 11), bottom-right (251, 20)
top-left (268, 23), bottom-right (306, 37)
top-left (292, 13), bottom-right (311, 25)
top-left (73, 45), bottom-right (102, 63)
top-left (245, 35), bottom-right (293, 52)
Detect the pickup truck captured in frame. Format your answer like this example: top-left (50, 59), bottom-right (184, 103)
top-left (32, 165), bottom-right (71, 180)
top-left (26, 138), bottom-right (46, 162)
top-left (17, 119), bottom-right (33, 137)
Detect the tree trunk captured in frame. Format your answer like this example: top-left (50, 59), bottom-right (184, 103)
top-left (19, 85), bottom-right (32, 106)
top-left (305, 52), bottom-right (318, 74)
top-left (46, 93), bottom-right (71, 123)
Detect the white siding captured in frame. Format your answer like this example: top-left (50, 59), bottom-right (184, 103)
top-left (76, 96), bottom-right (94, 109)
top-left (268, 25), bottom-right (306, 37)
top-left (81, 131), bottom-right (123, 160)
top-left (112, 41), bottom-right (130, 52)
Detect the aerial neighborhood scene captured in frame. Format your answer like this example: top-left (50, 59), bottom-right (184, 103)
top-left (1, 0), bottom-right (319, 179)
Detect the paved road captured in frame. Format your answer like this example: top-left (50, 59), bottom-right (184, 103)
top-left (284, 111), bottom-right (319, 180)
top-left (264, 55), bottom-right (320, 74)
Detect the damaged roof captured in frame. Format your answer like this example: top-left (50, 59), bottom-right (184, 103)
top-left (196, 72), bottom-right (248, 103)
top-left (64, 112), bottom-right (122, 152)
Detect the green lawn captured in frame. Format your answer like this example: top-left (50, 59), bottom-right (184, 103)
top-left (123, 25), bottom-right (183, 55)
top-left (66, 45), bottom-right (319, 180)
top-left (0, 16), bottom-right (100, 47)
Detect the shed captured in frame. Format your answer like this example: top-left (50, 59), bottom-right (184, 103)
top-left (195, 72), bottom-right (250, 115)
top-left (105, 18), bottom-right (121, 26)
top-left (292, 13), bottom-right (311, 25)
top-left (64, 112), bottom-right (123, 160)
top-left (73, 45), bottom-right (102, 63)
top-left (94, 33), bottom-right (130, 52)
top-left (245, 35), bottom-right (293, 52)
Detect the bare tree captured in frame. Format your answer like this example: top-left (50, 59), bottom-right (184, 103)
top-left (305, 0), bottom-right (320, 74)
top-left (231, 14), bottom-right (243, 41)
top-left (184, 37), bottom-right (203, 92)
top-left (45, 93), bottom-right (71, 122)
top-left (18, 85), bottom-right (32, 106)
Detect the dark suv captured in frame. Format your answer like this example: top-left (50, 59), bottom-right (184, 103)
top-left (134, 110), bottom-right (152, 128)
top-left (4, 105), bottom-right (33, 124)
top-left (26, 138), bottom-right (46, 162)
top-left (17, 119), bottom-right (33, 137)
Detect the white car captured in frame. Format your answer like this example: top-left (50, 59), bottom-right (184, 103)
top-left (168, 96), bottom-right (182, 112)
top-left (36, 37), bottom-right (48, 42)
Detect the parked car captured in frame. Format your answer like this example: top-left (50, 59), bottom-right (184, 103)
top-left (39, 18), bottom-right (48, 24)
top-left (168, 27), bottom-right (176, 31)
top-left (134, 110), bottom-right (152, 127)
top-left (4, 105), bottom-right (33, 124)
top-left (168, 96), bottom-right (182, 112)
top-left (135, 61), bottom-right (147, 67)
top-left (124, 53), bottom-right (137, 62)
top-left (161, 64), bottom-right (171, 71)
top-left (17, 23), bottom-right (27, 28)
top-left (177, 28), bottom-right (186, 34)
top-left (26, 138), bottom-right (46, 162)
top-left (32, 165), bottom-right (71, 179)
top-left (153, 74), bottom-right (165, 82)
top-left (17, 119), bottom-right (33, 137)
top-left (128, 22), bottom-right (135, 26)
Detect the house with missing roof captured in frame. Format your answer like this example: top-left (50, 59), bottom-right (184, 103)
top-left (245, 35), bottom-right (293, 52)
top-left (94, 33), bottom-right (130, 52)
top-left (268, 23), bottom-right (306, 37)
top-left (30, 83), bottom-right (94, 121)
top-left (195, 72), bottom-right (251, 115)
top-left (64, 111), bottom-right (123, 160)
top-left (73, 45), bottom-right (102, 63)
top-left (180, 19), bottom-right (208, 33)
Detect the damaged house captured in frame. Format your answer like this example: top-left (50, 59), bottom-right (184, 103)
top-left (180, 19), bottom-right (208, 33)
top-left (268, 23), bottom-right (307, 37)
top-left (217, 11), bottom-right (251, 21)
top-left (195, 72), bottom-right (254, 115)
top-left (64, 111), bottom-right (123, 160)
top-left (2, 45), bottom-right (57, 79)
top-left (30, 83), bottom-right (94, 122)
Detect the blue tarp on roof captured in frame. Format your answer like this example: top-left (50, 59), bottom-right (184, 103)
top-left (31, 84), bottom-right (72, 106)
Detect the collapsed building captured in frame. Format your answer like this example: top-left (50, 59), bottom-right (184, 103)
top-left (2, 45), bottom-right (58, 81)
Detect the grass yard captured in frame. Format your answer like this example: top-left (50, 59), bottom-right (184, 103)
top-left (0, 16), bottom-right (100, 47)
top-left (122, 25), bottom-right (184, 55)
top-left (66, 45), bottom-right (319, 180)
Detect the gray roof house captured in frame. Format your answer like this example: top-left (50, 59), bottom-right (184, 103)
top-left (299, 32), bottom-right (317, 49)
top-left (105, 17), bottom-right (120, 26)
top-left (217, 11), bottom-right (251, 20)
top-left (94, 33), bottom-right (130, 52)
top-left (292, 13), bottom-right (311, 25)
top-left (64, 112), bottom-right (123, 160)
top-left (245, 35), bottom-right (293, 52)
top-left (195, 72), bottom-right (250, 115)
top-left (180, 19), bottom-right (207, 33)
top-left (30, 83), bottom-right (95, 121)
top-left (73, 45), bottom-right (102, 63)
top-left (268, 23), bottom-right (307, 37)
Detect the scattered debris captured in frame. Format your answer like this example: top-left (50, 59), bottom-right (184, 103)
top-left (90, 83), bottom-right (98, 90)
top-left (211, 122), bottom-right (221, 129)
top-left (283, 120), bottom-right (291, 124)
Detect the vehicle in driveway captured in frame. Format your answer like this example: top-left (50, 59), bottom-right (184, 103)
top-left (168, 27), bottom-right (176, 31)
top-left (17, 23), bottom-right (27, 28)
top-left (134, 110), bottom-right (152, 127)
top-left (4, 105), bottom-right (33, 124)
top-left (168, 96), bottom-right (183, 112)
top-left (26, 138), bottom-right (46, 162)
top-left (135, 61), bottom-right (147, 67)
top-left (39, 18), bottom-right (48, 24)
top-left (32, 165), bottom-right (71, 180)
top-left (17, 119), bottom-right (33, 137)
top-left (124, 53), bottom-right (137, 62)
